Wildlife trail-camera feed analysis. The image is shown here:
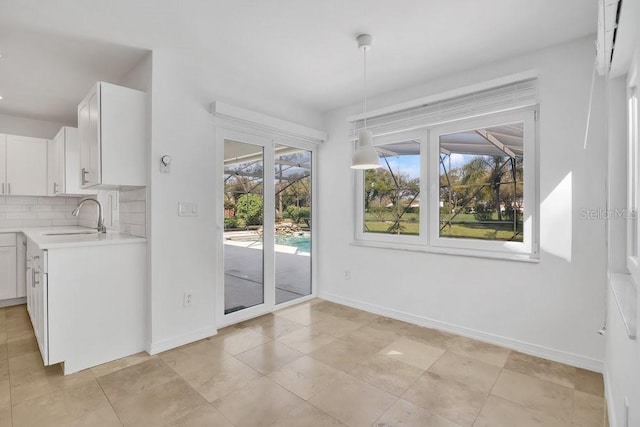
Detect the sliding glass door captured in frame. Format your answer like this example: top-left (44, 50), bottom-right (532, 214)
top-left (216, 130), bottom-right (315, 326)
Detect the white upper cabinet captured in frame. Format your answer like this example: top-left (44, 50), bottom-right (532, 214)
top-left (0, 134), bottom-right (48, 196)
top-left (78, 82), bottom-right (147, 189)
top-left (48, 127), bottom-right (95, 196)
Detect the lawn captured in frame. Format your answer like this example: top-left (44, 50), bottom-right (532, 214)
top-left (363, 211), bottom-right (522, 241)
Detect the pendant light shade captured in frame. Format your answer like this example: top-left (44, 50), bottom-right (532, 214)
top-left (351, 130), bottom-right (380, 169)
top-left (350, 34), bottom-right (380, 170)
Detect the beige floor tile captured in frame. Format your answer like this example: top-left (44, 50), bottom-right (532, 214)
top-left (310, 374), bottom-right (397, 427)
top-left (90, 351), bottom-right (154, 377)
top-left (276, 305), bottom-right (328, 326)
top-left (97, 358), bottom-right (179, 403)
top-left (312, 301), bottom-right (380, 323)
top-left (429, 351), bottom-right (501, 392)
top-left (12, 378), bottom-right (115, 427)
top-left (7, 337), bottom-right (38, 359)
top-left (268, 355), bottom-right (346, 400)
top-left (309, 339), bottom-right (378, 372)
top-left (504, 351), bottom-right (576, 388)
top-left (212, 377), bottom-right (304, 427)
top-left (491, 370), bottom-right (574, 421)
top-left (112, 378), bottom-right (206, 426)
top-left (0, 360), bottom-right (7, 385)
top-left (6, 323), bottom-right (33, 344)
top-left (444, 336), bottom-right (511, 368)
top-left (246, 315), bottom-right (306, 339)
top-left (573, 390), bottom-right (605, 427)
top-left (276, 327), bottom-right (336, 354)
top-left (181, 356), bottom-right (261, 402)
top-left (308, 314), bottom-right (364, 338)
top-left (0, 406), bottom-right (10, 427)
top-left (160, 339), bottom-right (231, 376)
top-left (402, 372), bottom-right (487, 426)
top-left (67, 405), bottom-right (122, 427)
top-left (404, 326), bottom-right (456, 349)
top-left (166, 404), bottom-right (233, 427)
top-left (375, 398), bottom-right (462, 427)
top-left (379, 337), bottom-right (445, 370)
top-left (341, 325), bottom-right (402, 352)
top-left (270, 401), bottom-right (345, 427)
top-left (0, 381), bottom-right (9, 409)
top-left (574, 368), bottom-right (605, 397)
top-left (351, 353), bottom-right (425, 396)
top-left (9, 353), bottom-right (95, 404)
top-left (474, 395), bottom-right (572, 427)
top-left (210, 328), bottom-right (272, 355)
top-left (235, 341), bottom-right (303, 374)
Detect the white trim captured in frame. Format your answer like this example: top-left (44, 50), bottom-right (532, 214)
top-left (318, 292), bottom-right (603, 372)
top-left (0, 297), bottom-right (26, 308)
top-left (211, 101), bottom-right (327, 143)
top-left (347, 70), bottom-right (538, 122)
top-left (603, 367), bottom-right (618, 427)
top-left (147, 325), bottom-right (218, 355)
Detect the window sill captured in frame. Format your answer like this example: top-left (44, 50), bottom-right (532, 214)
top-left (350, 239), bottom-right (540, 263)
top-left (609, 273), bottom-right (637, 340)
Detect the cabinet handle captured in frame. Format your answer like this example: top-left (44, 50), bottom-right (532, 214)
top-left (53, 182), bottom-right (59, 194)
top-left (1, 183), bottom-right (3, 194)
top-left (7, 183), bottom-right (10, 195)
top-left (81, 168), bottom-right (89, 185)
top-left (33, 271), bottom-right (39, 286)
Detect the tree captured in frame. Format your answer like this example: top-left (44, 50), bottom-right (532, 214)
top-left (236, 193), bottom-right (263, 226)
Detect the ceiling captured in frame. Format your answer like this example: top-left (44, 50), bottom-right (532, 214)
top-left (0, 0), bottom-right (597, 125)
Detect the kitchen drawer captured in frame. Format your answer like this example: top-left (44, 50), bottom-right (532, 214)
top-left (0, 234), bottom-right (16, 247)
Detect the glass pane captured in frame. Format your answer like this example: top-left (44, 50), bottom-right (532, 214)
top-left (275, 145), bottom-right (312, 304)
top-left (439, 122), bottom-right (524, 242)
top-left (364, 140), bottom-right (420, 235)
top-left (223, 140), bottom-right (264, 314)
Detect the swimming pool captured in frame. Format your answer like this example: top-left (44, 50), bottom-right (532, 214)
top-left (226, 233), bottom-right (311, 253)
top-left (275, 234), bottom-right (311, 253)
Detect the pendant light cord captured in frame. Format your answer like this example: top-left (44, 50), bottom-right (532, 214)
top-left (363, 46), bottom-right (367, 131)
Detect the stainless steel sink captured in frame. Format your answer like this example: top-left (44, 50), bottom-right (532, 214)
top-left (43, 231), bottom-right (99, 236)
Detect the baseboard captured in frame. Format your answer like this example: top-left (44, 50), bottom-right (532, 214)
top-left (148, 325), bottom-right (218, 355)
top-left (603, 367), bottom-right (618, 427)
top-left (0, 297), bottom-right (26, 308)
top-left (319, 292), bottom-right (604, 372)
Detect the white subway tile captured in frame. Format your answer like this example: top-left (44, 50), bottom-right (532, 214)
top-left (22, 219), bottom-right (53, 227)
top-left (0, 219), bottom-right (22, 228)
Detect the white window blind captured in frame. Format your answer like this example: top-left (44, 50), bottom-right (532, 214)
top-left (349, 78), bottom-right (538, 140)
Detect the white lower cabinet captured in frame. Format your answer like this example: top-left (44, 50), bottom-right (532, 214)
top-left (0, 234), bottom-right (18, 301)
top-left (26, 238), bottom-right (146, 374)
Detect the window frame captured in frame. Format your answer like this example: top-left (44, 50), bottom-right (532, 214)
top-left (353, 108), bottom-right (539, 260)
top-left (627, 86), bottom-right (640, 282)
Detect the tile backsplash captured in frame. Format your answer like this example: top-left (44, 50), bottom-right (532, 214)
top-left (0, 196), bottom-right (81, 228)
top-left (119, 188), bottom-right (147, 238)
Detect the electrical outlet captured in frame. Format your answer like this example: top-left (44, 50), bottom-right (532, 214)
top-left (344, 270), bottom-right (351, 280)
top-left (183, 291), bottom-right (193, 307)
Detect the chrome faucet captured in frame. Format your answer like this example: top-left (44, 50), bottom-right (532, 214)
top-left (72, 197), bottom-right (107, 233)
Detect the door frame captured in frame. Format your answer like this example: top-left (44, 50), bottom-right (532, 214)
top-left (215, 126), bottom-right (318, 328)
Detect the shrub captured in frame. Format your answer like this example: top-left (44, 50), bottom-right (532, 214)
top-left (236, 194), bottom-right (263, 226)
top-left (285, 206), bottom-right (310, 224)
top-left (224, 218), bottom-right (238, 229)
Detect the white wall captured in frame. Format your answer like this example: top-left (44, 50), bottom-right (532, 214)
top-left (0, 113), bottom-right (68, 139)
top-left (604, 48), bottom-right (640, 427)
top-left (146, 49), bottom-right (323, 352)
top-left (318, 36), bottom-right (608, 370)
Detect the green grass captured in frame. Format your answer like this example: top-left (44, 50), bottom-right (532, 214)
top-left (363, 210), bottom-right (522, 241)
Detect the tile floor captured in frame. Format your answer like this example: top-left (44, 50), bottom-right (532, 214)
top-left (0, 299), bottom-right (606, 426)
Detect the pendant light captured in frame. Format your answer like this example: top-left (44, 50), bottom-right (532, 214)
top-left (351, 34), bottom-right (380, 169)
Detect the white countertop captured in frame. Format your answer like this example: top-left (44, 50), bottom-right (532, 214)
top-left (0, 226), bottom-right (146, 249)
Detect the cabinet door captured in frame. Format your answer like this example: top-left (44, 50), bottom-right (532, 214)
top-left (6, 135), bottom-right (48, 196)
top-left (0, 136), bottom-right (6, 195)
top-left (47, 138), bottom-right (59, 196)
top-left (16, 235), bottom-right (26, 298)
top-left (33, 268), bottom-right (48, 364)
top-left (79, 84), bottom-right (101, 187)
top-left (0, 247), bottom-right (17, 300)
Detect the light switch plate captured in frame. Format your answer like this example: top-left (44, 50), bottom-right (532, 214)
top-left (178, 202), bottom-right (199, 217)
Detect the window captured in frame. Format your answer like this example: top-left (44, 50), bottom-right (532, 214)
top-left (351, 77), bottom-right (538, 259)
top-left (363, 140), bottom-right (421, 237)
top-left (628, 87), bottom-right (640, 281)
